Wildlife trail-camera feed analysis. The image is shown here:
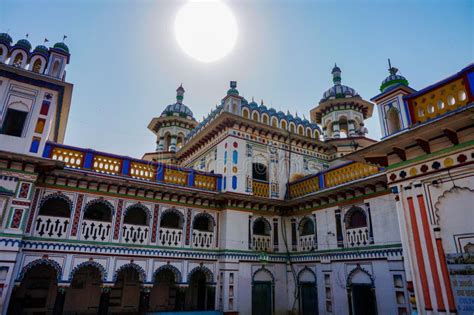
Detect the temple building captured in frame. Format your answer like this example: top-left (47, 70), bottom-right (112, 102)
top-left (0, 33), bottom-right (472, 315)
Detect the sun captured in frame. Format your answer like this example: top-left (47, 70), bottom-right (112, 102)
top-left (174, 0), bottom-right (238, 63)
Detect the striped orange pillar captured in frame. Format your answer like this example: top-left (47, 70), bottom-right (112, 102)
top-left (436, 238), bottom-right (457, 312)
top-left (407, 197), bottom-right (433, 311)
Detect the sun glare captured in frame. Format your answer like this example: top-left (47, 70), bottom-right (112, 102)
top-left (174, 0), bottom-right (238, 63)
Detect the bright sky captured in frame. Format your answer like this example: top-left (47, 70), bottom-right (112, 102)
top-left (1, 0), bottom-right (473, 158)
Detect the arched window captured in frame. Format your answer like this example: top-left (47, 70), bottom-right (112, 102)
top-left (83, 201), bottom-right (113, 221)
top-left (290, 123), bottom-right (295, 133)
top-left (299, 218), bottom-right (315, 236)
top-left (0, 102), bottom-right (29, 137)
top-left (252, 163), bottom-right (268, 182)
top-left (39, 196), bottom-right (71, 217)
top-left (346, 208), bottom-right (367, 229)
top-left (0, 47), bottom-right (4, 62)
top-left (242, 108), bottom-right (249, 119)
top-left (124, 206), bottom-right (148, 225)
top-left (252, 111), bottom-right (259, 122)
top-left (12, 53), bottom-right (23, 67)
top-left (386, 107), bottom-right (401, 134)
top-left (32, 59), bottom-right (43, 73)
top-left (262, 114), bottom-right (269, 125)
top-left (193, 214), bottom-right (214, 232)
top-left (297, 125), bottom-right (304, 135)
top-left (271, 117), bottom-right (278, 128)
top-left (314, 130), bottom-right (320, 139)
top-left (281, 120), bottom-right (287, 130)
top-left (306, 128), bottom-right (311, 138)
top-left (51, 60), bottom-right (60, 77)
top-left (253, 218), bottom-right (271, 236)
top-left (160, 210), bottom-right (183, 229)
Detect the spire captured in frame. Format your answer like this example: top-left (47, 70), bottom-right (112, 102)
top-left (176, 84), bottom-right (185, 103)
top-left (388, 58), bottom-right (399, 75)
top-left (332, 63), bottom-right (341, 85)
top-left (227, 81), bottom-right (239, 96)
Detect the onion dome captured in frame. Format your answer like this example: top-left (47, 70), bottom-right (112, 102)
top-left (161, 85), bottom-right (194, 119)
top-left (13, 39), bottom-right (32, 51)
top-left (53, 42), bottom-right (69, 54)
top-left (227, 81), bottom-right (239, 96)
top-left (32, 45), bottom-right (49, 58)
top-left (380, 60), bottom-right (409, 92)
top-left (0, 33), bottom-right (12, 46)
top-left (321, 64), bottom-right (359, 102)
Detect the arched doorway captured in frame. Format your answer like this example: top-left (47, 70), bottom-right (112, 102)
top-left (110, 265), bottom-right (144, 314)
top-left (298, 267), bottom-right (318, 315)
top-left (8, 261), bottom-right (60, 314)
top-left (185, 267), bottom-right (215, 311)
top-left (64, 263), bottom-right (104, 313)
top-left (386, 107), bottom-right (401, 134)
top-left (149, 266), bottom-right (181, 311)
top-left (252, 267), bottom-right (274, 315)
top-left (347, 265), bottom-right (377, 315)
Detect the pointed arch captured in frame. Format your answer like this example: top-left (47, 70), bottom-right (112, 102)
top-left (252, 266), bottom-right (274, 283)
top-left (153, 264), bottom-right (182, 283)
top-left (124, 203), bottom-right (151, 225)
top-left (386, 106), bottom-right (401, 134)
top-left (38, 192), bottom-right (73, 217)
top-left (18, 258), bottom-right (62, 281)
top-left (344, 206), bottom-right (367, 229)
top-left (346, 264), bottom-right (375, 287)
top-left (192, 212), bottom-right (216, 230)
top-left (297, 266), bottom-right (316, 283)
top-left (69, 260), bottom-right (107, 282)
top-left (113, 262), bottom-right (146, 282)
top-left (187, 265), bottom-right (214, 283)
top-left (160, 207), bottom-right (185, 229)
top-left (253, 217), bottom-right (271, 236)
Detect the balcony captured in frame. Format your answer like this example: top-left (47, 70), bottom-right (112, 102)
top-left (33, 215), bottom-right (69, 238)
top-left (345, 226), bottom-right (369, 248)
top-left (158, 227), bottom-right (183, 247)
top-left (122, 223), bottom-right (149, 245)
top-left (252, 180), bottom-right (269, 198)
top-left (252, 234), bottom-right (271, 252)
top-left (299, 235), bottom-right (317, 251)
top-left (192, 230), bottom-right (214, 249)
top-left (81, 219), bottom-right (111, 242)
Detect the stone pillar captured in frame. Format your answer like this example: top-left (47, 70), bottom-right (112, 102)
top-left (52, 285), bottom-right (68, 315)
top-left (139, 285), bottom-right (152, 313)
top-left (157, 137), bottom-right (164, 152)
top-left (332, 122), bottom-right (340, 138)
top-left (322, 126), bottom-right (328, 140)
top-left (169, 135), bottom-right (177, 152)
top-left (348, 120), bottom-right (356, 137)
top-left (98, 285), bottom-right (113, 315)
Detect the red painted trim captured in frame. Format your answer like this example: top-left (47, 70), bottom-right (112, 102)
top-left (436, 239), bottom-right (457, 312)
top-left (407, 197), bottom-right (433, 310)
top-left (417, 195), bottom-right (445, 311)
top-left (25, 189), bottom-right (41, 233)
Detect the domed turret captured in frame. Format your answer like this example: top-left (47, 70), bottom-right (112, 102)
top-left (0, 33), bottom-right (12, 46)
top-left (321, 64), bottom-right (359, 102)
top-left (53, 42), bottom-right (69, 54)
top-left (227, 80), bottom-right (239, 96)
top-left (380, 60), bottom-right (409, 92)
top-left (161, 85), bottom-right (194, 119)
top-left (32, 45), bottom-right (50, 58)
top-left (14, 38), bottom-right (32, 51)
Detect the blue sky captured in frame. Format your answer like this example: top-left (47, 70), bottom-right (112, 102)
top-left (1, 0), bottom-right (473, 158)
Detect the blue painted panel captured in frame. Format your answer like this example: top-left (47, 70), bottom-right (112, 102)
top-left (232, 175), bottom-right (237, 189)
top-left (232, 150), bottom-right (238, 164)
top-left (224, 151), bottom-right (227, 164)
top-left (84, 152), bottom-right (94, 168)
top-left (121, 159), bottom-right (130, 175)
top-left (29, 139), bottom-right (40, 153)
top-left (42, 143), bottom-right (52, 158)
top-left (467, 70), bottom-right (474, 97)
top-left (223, 176), bottom-right (227, 190)
top-left (318, 173), bottom-right (324, 189)
top-left (188, 171), bottom-right (195, 187)
top-left (216, 176), bottom-right (222, 191)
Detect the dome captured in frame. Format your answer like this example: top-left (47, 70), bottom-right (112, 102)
top-left (14, 39), bottom-right (32, 51)
top-left (33, 45), bottom-right (49, 57)
top-left (380, 66), bottom-right (409, 92)
top-left (321, 64), bottom-right (359, 102)
top-left (0, 33), bottom-right (12, 45)
top-left (227, 81), bottom-right (239, 96)
top-left (53, 42), bottom-right (69, 53)
top-left (161, 102), bottom-right (194, 118)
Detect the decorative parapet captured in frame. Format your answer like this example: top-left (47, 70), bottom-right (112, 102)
top-left (287, 162), bottom-right (381, 198)
top-left (43, 142), bottom-right (221, 192)
top-left (406, 64), bottom-right (474, 124)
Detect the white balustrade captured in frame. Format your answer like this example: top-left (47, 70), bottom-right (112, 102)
top-left (158, 227), bottom-right (183, 247)
top-left (34, 215), bottom-right (69, 238)
top-left (345, 227), bottom-right (369, 248)
top-left (252, 234), bottom-right (271, 252)
top-left (298, 234), bottom-right (316, 251)
top-left (122, 223), bottom-right (149, 245)
top-left (81, 219), bottom-right (111, 242)
top-left (192, 230), bottom-right (214, 249)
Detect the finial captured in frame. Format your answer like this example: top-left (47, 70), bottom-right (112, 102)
top-left (252, 96), bottom-right (255, 102)
top-left (176, 84), bottom-right (185, 103)
top-left (332, 63), bottom-right (342, 85)
top-left (388, 58), bottom-right (398, 75)
top-left (25, 33), bottom-right (29, 39)
top-left (63, 35), bottom-right (68, 42)
top-left (44, 38), bottom-right (49, 44)
top-left (261, 99), bottom-right (264, 106)
top-left (230, 81), bottom-right (237, 89)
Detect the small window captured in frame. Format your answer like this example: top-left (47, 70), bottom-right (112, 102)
top-left (124, 206), bottom-right (147, 225)
top-left (346, 209), bottom-right (367, 229)
top-left (252, 163), bottom-right (268, 182)
top-left (271, 117), bottom-right (278, 128)
top-left (253, 219), bottom-right (270, 236)
top-left (1, 108), bottom-right (28, 137)
top-left (32, 59), bottom-right (42, 73)
top-left (437, 100), bottom-right (445, 110)
top-left (458, 90), bottom-right (467, 101)
top-left (160, 211), bottom-right (182, 229)
top-left (281, 120), bottom-right (287, 130)
top-left (447, 95), bottom-right (455, 106)
top-left (12, 53), bottom-right (23, 67)
top-left (242, 109), bottom-right (249, 119)
top-left (252, 111), bottom-right (259, 121)
top-left (84, 202), bottom-right (112, 222)
top-left (51, 60), bottom-right (61, 77)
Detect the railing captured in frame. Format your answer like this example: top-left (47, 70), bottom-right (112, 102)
top-left (33, 215), bottom-right (69, 238)
top-left (43, 142), bottom-right (222, 192)
top-left (252, 234), bottom-right (271, 252)
top-left (253, 180), bottom-right (269, 198)
top-left (192, 230), bottom-right (214, 249)
top-left (299, 234), bottom-right (317, 251)
top-left (81, 219), bottom-right (111, 242)
top-left (122, 223), bottom-right (149, 245)
top-left (158, 227), bottom-right (183, 247)
top-left (287, 162), bottom-right (381, 198)
top-left (345, 227), bottom-right (369, 248)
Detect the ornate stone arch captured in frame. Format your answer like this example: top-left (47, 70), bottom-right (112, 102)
top-left (153, 264), bottom-right (182, 283)
top-left (113, 262), bottom-right (146, 282)
top-left (192, 212), bottom-right (216, 228)
top-left (83, 198), bottom-right (115, 216)
top-left (434, 186), bottom-right (474, 226)
top-left (346, 264), bottom-right (375, 287)
top-left (18, 258), bottom-right (62, 282)
top-left (160, 207), bottom-right (184, 224)
top-left (39, 192), bottom-right (73, 211)
top-left (252, 266), bottom-right (274, 284)
top-left (187, 265), bottom-right (214, 283)
top-left (343, 206), bottom-right (367, 228)
top-left (69, 260), bottom-right (107, 282)
top-left (297, 266), bottom-right (316, 283)
top-left (253, 217), bottom-right (272, 235)
top-left (124, 203), bottom-right (151, 223)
